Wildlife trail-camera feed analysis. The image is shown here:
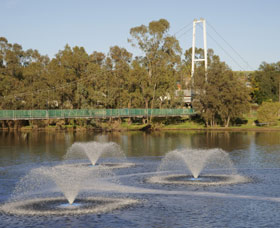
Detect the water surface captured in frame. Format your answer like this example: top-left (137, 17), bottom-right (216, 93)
top-left (0, 131), bottom-right (280, 227)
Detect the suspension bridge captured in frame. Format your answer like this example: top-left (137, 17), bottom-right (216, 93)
top-left (0, 109), bottom-right (194, 120)
top-left (0, 19), bottom-right (251, 121)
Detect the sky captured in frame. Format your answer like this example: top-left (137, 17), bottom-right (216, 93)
top-left (0, 0), bottom-right (279, 71)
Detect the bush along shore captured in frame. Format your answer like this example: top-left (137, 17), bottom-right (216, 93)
top-left (1, 19), bottom-right (280, 131)
top-left (1, 114), bottom-right (280, 132)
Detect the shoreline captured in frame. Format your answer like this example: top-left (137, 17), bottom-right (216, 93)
top-left (1, 125), bottom-right (280, 132)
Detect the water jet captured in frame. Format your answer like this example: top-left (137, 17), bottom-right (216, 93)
top-left (1, 164), bottom-right (138, 215)
top-left (148, 148), bottom-right (250, 186)
top-left (64, 141), bottom-right (134, 169)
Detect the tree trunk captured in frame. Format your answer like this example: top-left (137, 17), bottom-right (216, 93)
top-left (127, 100), bottom-right (131, 125)
top-left (145, 99), bottom-right (149, 123)
top-left (150, 83), bottom-right (157, 122)
top-left (225, 116), bottom-right (231, 128)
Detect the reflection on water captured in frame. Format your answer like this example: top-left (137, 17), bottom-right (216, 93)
top-left (1, 130), bottom-right (280, 228)
top-left (1, 130), bottom-right (280, 168)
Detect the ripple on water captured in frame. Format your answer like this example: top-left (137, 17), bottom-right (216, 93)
top-left (148, 174), bottom-right (251, 186)
top-left (0, 197), bottom-right (138, 216)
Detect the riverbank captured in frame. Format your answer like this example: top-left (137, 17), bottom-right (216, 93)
top-left (1, 116), bottom-right (280, 132)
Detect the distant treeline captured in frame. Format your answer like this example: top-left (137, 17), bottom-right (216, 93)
top-left (0, 18), bottom-right (279, 127)
top-left (0, 19), bottom-right (186, 111)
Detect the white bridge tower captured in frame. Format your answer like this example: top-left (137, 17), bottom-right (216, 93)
top-left (191, 18), bottom-right (208, 81)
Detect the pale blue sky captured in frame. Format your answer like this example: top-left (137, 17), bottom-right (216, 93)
top-left (0, 0), bottom-right (279, 70)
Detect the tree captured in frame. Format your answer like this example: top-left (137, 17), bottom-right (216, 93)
top-left (46, 45), bottom-right (89, 109)
top-left (250, 62), bottom-right (280, 104)
top-left (0, 37), bottom-right (26, 109)
top-left (193, 51), bottom-right (250, 127)
top-left (21, 49), bottom-right (50, 109)
top-left (128, 19), bottom-right (182, 114)
top-left (108, 46), bottom-right (132, 108)
top-left (85, 51), bottom-right (106, 108)
top-left (257, 101), bottom-right (280, 125)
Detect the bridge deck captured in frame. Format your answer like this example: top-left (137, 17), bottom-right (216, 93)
top-left (0, 109), bottom-right (194, 120)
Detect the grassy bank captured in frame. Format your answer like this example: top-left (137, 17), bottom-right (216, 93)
top-left (1, 115), bottom-right (280, 132)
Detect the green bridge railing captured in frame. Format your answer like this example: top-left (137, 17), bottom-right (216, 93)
top-left (0, 109), bottom-right (194, 120)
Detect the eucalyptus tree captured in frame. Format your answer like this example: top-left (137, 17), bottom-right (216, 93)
top-left (99, 55), bottom-right (116, 108)
top-left (128, 19), bottom-right (182, 111)
top-left (0, 37), bottom-right (25, 80)
top-left (85, 51), bottom-right (107, 108)
top-left (86, 51), bottom-right (120, 109)
top-left (46, 45), bottom-right (89, 109)
top-left (21, 49), bottom-right (50, 109)
top-left (257, 101), bottom-right (280, 125)
top-left (0, 37), bottom-right (25, 109)
top-left (108, 46), bottom-right (132, 108)
top-left (192, 51), bottom-right (250, 127)
top-left (129, 59), bottom-right (148, 108)
top-left (250, 62), bottom-right (280, 104)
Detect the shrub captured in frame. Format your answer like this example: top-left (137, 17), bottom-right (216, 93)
top-left (257, 102), bottom-right (280, 125)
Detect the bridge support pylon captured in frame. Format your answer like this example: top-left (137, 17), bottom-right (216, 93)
top-left (191, 18), bottom-right (208, 82)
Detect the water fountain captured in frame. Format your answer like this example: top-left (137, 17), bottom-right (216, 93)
top-left (64, 141), bottom-right (134, 169)
top-left (148, 148), bottom-right (249, 186)
top-left (0, 164), bottom-right (138, 215)
top-left (1, 132), bottom-right (280, 227)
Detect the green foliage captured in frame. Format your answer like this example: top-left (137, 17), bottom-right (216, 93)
top-left (0, 29), bottom-right (182, 112)
top-left (192, 50), bottom-right (250, 127)
top-left (0, 18), bottom-right (272, 131)
top-left (257, 102), bottom-right (280, 125)
top-left (128, 18), bottom-right (182, 114)
top-left (250, 62), bottom-right (280, 104)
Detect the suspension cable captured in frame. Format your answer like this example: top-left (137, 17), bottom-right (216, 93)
top-left (197, 23), bottom-right (246, 71)
top-left (173, 21), bottom-right (193, 36)
top-left (176, 27), bottom-right (193, 39)
top-left (206, 21), bottom-right (254, 70)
